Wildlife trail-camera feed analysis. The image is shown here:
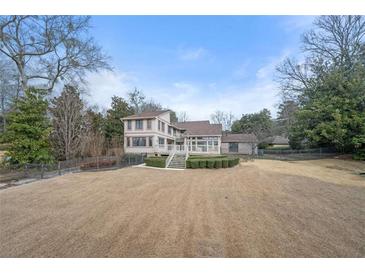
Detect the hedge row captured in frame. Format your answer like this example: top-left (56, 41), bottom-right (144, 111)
top-left (188, 155), bottom-right (226, 159)
top-left (186, 157), bottom-right (239, 169)
top-left (144, 156), bottom-right (167, 168)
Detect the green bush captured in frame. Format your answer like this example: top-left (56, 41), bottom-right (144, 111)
top-left (207, 159), bottom-right (215, 168)
top-left (189, 155), bottom-right (225, 159)
top-left (222, 159), bottom-right (228, 168)
top-left (353, 148), bottom-right (365, 161)
top-left (215, 159), bottom-right (222, 168)
top-left (185, 156), bottom-right (240, 169)
top-left (228, 157), bottom-right (240, 167)
top-left (144, 156), bottom-right (166, 168)
top-left (199, 159), bottom-right (207, 168)
top-left (258, 142), bottom-right (269, 149)
top-left (190, 159), bottom-right (200, 169)
top-left (186, 159), bottom-right (191, 168)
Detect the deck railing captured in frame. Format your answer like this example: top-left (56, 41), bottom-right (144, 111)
top-left (157, 144), bottom-right (219, 154)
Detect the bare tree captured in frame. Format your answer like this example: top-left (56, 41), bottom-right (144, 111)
top-left (0, 57), bottom-right (19, 132)
top-left (141, 98), bottom-right (163, 112)
top-left (177, 111), bottom-right (189, 122)
top-left (81, 131), bottom-right (105, 157)
top-left (210, 110), bottom-right (235, 131)
top-left (127, 87), bottom-right (145, 113)
top-left (302, 16), bottom-right (365, 67)
top-left (49, 85), bottom-right (84, 160)
top-left (276, 16), bottom-right (365, 103)
top-left (0, 16), bottom-right (110, 93)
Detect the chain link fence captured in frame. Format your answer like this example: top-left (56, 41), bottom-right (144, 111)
top-left (0, 154), bottom-right (145, 188)
top-left (256, 147), bottom-right (338, 161)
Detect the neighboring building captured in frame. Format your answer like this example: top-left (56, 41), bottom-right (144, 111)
top-left (264, 135), bottom-right (289, 147)
top-left (221, 133), bottom-right (258, 155)
top-left (122, 110), bottom-right (222, 155)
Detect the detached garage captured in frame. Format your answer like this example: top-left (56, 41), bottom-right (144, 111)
top-left (221, 133), bottom-right (258, 155)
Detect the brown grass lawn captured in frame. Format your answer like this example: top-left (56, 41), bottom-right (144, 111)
top-left (0, 159), bottom-right (364, 257)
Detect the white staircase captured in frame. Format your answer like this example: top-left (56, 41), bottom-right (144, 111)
top-left (167, 153), bottom-right (186, 169)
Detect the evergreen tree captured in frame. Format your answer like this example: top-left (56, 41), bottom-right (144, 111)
top-left (104, 96), bottom-right (133, 143)
top-left (231, 109), bottom-right (273, 141)
top-left (4, 87), bottom-right (53, 165)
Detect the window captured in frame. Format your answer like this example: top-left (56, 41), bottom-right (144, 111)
top-left (158, 137), bottom-right (165, 145)
top-left (147, 119), bottom-right (152, 129)
top-left (161, 122), bottom-right (165, 132)
top-left (149, 137), bottom-right (153, 147)
top-left (127, 120), bottom-right (132, 130)
top-left (168, 126), bottom-right (171, 135)
top-left (132, 137), bottom-right (146, 147)
top-left (135, 120), bottom-right (143, 129)
top-left (229, 143), bottom-right (238, 153)
top-left (127, 137), bottom-right (130, 147)
top-left (158, 120), bottom-right (161, 130)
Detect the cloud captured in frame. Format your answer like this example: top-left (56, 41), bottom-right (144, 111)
top-left (144, 79), bottom-right (279, 121)
top-left (178, 47), bottom-right (207, 61)
top-left (256, 50), bottom-right (291, 80)
top-left (84, 69), bottom-right (137, 109)
top-left (84, 52), bottom-right (287, 120)
top-left (281, 16), bottom-right (315, 32)
top-left (233, 62), bottom-right (250, 79)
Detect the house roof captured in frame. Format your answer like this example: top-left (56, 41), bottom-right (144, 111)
top-left (221, 133), bottom-right (258, 143)
top-left (122, 110), bottom-right (169, 120)
top-left (173, 121), bottom-right (222, 136)
top-left (264, 135), bottom-right (289, 145)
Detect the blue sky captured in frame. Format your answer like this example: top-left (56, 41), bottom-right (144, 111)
top-left (86, 16), bottom-right (315, 120)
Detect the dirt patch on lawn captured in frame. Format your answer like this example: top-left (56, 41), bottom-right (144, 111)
top-left (0, 159), bottom-right (364, 257)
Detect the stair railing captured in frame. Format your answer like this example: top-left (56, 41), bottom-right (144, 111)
top-left (166, 149), bottom-right (176, 168)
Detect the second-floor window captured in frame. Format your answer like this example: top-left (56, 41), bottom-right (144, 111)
top-left (127, 120), bottom-right (132, 130)
top-left (158, 120), bottom-right (161, 130)
top-left (135, 120), bottom-right (143, 130)
top-left (147, 119), bottom-right (152, 130)
top-left (168, 126), bottom-right (171, 135)
top-left (161, 122), bottom-right (165, 132)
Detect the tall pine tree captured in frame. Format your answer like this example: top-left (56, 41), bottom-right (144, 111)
top-left (5, 87), bottom-right (53, 165)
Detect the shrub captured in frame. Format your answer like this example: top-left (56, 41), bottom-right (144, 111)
top-left (258, 142), bottom-right (269, 149)
top-left (189, 155), bottom-right (225, 159)
top-left (144, 157), bottom-right (166, 168)
top-left (186, 159), bottom-right (191, 168)
top-left (207, 159), bottom-right (215, 168)
top-left (222, 159), bottom-right (228, 168)
top-left (228, 157), bottom-right (239, 167)
top-left (215, 159), bottom-right (222, 168)
top-left (80, 159), bottom-right (116, 170)
top-left (199, 159), bottom-right (207, 168)
top-left (353, 148), bottom-right (365, 161)
top-left (190, 159), bottom-right (200, 169)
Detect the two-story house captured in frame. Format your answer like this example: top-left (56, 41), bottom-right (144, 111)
top-left (122, 110), bottom-right (222, 155)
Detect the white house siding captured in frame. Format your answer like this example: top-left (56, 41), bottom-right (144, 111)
top-left (123, 111), bottom-right (224, 155)
top-left (221, 142), bottom-right (257, 155)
